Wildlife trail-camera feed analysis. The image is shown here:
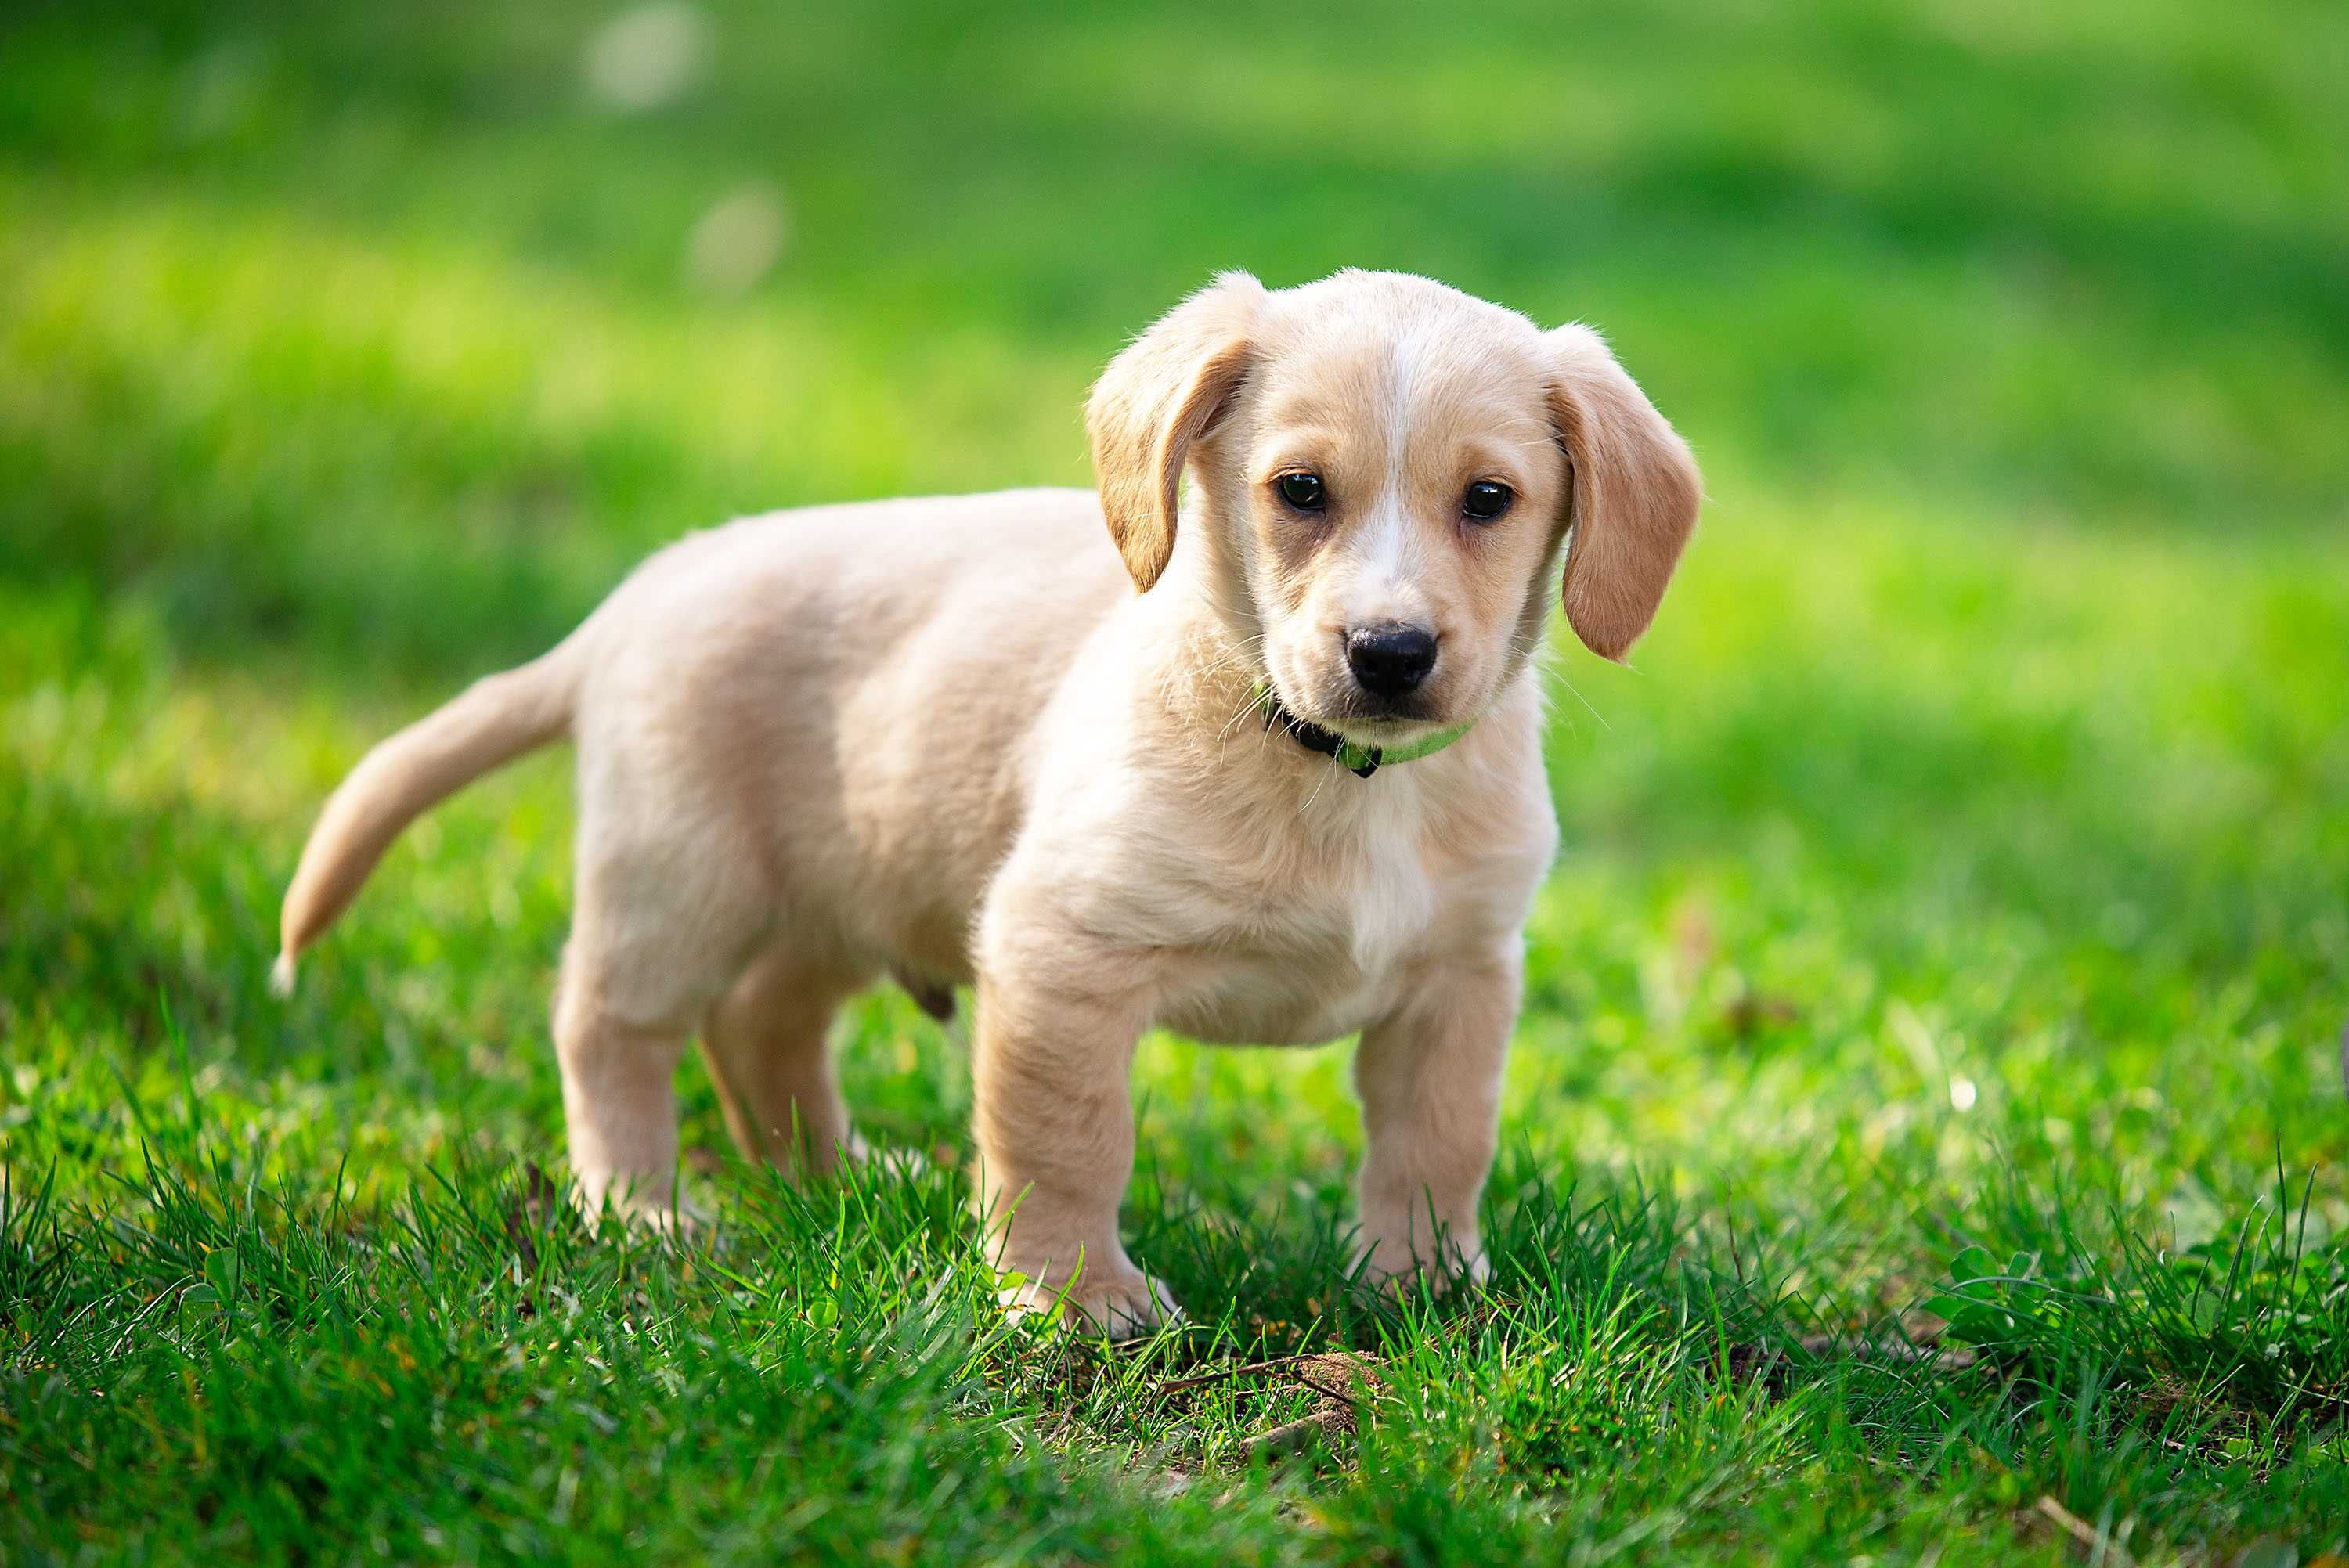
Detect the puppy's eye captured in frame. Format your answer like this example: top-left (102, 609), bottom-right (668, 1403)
top-left (1276, 471), bottom-right (1327, 511)
top-left (1461, 480), bottom-right (1513, 522)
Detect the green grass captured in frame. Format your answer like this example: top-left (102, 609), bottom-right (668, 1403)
top-left (5, 0), bottom-right (2349, 1561)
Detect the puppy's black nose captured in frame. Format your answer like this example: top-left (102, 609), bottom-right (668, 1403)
top-left (1346, 622), bottom-right (1438, 699)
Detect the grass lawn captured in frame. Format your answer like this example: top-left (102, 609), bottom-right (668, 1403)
top-left (5, 0), bottom-right (2348, 1561)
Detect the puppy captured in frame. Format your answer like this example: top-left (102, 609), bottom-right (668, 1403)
top-left (276, 269), bottom-right (1700, 1331)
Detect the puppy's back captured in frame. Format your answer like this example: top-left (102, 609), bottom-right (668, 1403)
top-left (572, 488), bottom-right (1133, 977)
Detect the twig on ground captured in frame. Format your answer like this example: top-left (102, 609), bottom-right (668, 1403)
top-left (2033, 1495), bottom-right (2136, 1567)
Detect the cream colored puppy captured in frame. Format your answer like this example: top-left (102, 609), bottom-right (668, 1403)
top-left (276, 269), bottom-right (1700, 1332)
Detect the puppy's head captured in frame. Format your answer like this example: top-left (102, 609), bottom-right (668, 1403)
top-left (1088, 269), bottom-right (1700, 748)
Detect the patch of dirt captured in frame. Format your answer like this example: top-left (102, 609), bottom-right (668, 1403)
top-left (1149, 1349), bottom-right (1389, 1466)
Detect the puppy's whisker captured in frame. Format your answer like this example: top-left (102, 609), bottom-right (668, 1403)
top-left (1551, 669), bottom-right (1608, 732)
top-left (1193, 661), bottom-right (1265, 706)
top-left (1217, 694), bottom-right (1266, 746)
top-left (1302, 755), bottom-right (1333, 811)
top-left (1195, 635), bottom-right (1276, 752)
top-left (1193, 635), bottom-right (1268, 683)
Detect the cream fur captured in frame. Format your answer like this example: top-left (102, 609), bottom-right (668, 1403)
top-left (276, 269), bottom-right (1701, 1332)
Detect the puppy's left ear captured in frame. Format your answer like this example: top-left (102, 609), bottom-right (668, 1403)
top-left (1546, 324), bottom-right (1702, 661)
top-left (1087, 271), bottom-right (1265, 591)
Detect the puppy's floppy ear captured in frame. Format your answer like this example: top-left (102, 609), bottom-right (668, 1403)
top-left (1546, 323), bottom-right (1702, 661)
top-left (1087, 271), bottom-right (1265, 591)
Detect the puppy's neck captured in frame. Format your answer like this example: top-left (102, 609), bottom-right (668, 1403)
top-left (1124, 504), bottom-right (1265, 707)
top-left (1141, 578), bottom-right (1271, 737)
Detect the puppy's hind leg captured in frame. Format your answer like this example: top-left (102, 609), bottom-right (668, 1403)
top-left (554, 814), bottom-right (774, 1227)
top-left (554, 968), bottom-right (692, 1227)
top-left (699, 939), bottom-right (868, 1180)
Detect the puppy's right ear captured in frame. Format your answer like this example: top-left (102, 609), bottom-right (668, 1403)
top-left (1086, 272), bottom-right (1264, 591)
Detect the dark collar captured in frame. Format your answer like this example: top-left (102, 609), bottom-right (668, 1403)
top-left (1254, 681), bottom-right (1482, 779)
top-left (1258, 686), bottom-right (1389, 777)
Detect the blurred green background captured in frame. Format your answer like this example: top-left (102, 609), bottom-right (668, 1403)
top-left (6, 1), bottom-right (2349, 1559)
top-left (5, 0), bottom-right (2348, 1297)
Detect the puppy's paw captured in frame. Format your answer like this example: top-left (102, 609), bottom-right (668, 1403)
top-left (639, 1196), bottom-right (716, 1236)
top-left (1001, 1267), bottom-right (1184, 1339)
top-left (572, 1173), bottom-right (709, 1237)
top-left (1352, 1227), bottom-right (1488, 1297)
top-left (843, 1132), bottom-right (933, 1181)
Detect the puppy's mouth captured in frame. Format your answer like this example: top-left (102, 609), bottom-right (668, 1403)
top-left (1326, 702), bottom-right (1444, 744)
top-left (1274, 683), bottom-right (1451, 746)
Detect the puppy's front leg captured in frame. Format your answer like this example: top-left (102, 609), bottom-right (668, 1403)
top-left (971, 934), bottom-right (1175, 1334)
top-left (1352, 947), bottom-right (1522, 1289)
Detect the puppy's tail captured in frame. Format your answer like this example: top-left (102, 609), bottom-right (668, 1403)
top-left (273, 639), bottom-right (585, 993)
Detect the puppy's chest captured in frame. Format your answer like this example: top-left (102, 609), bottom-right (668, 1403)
top-left (1156, 834), bottom-right (1446, 1046)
